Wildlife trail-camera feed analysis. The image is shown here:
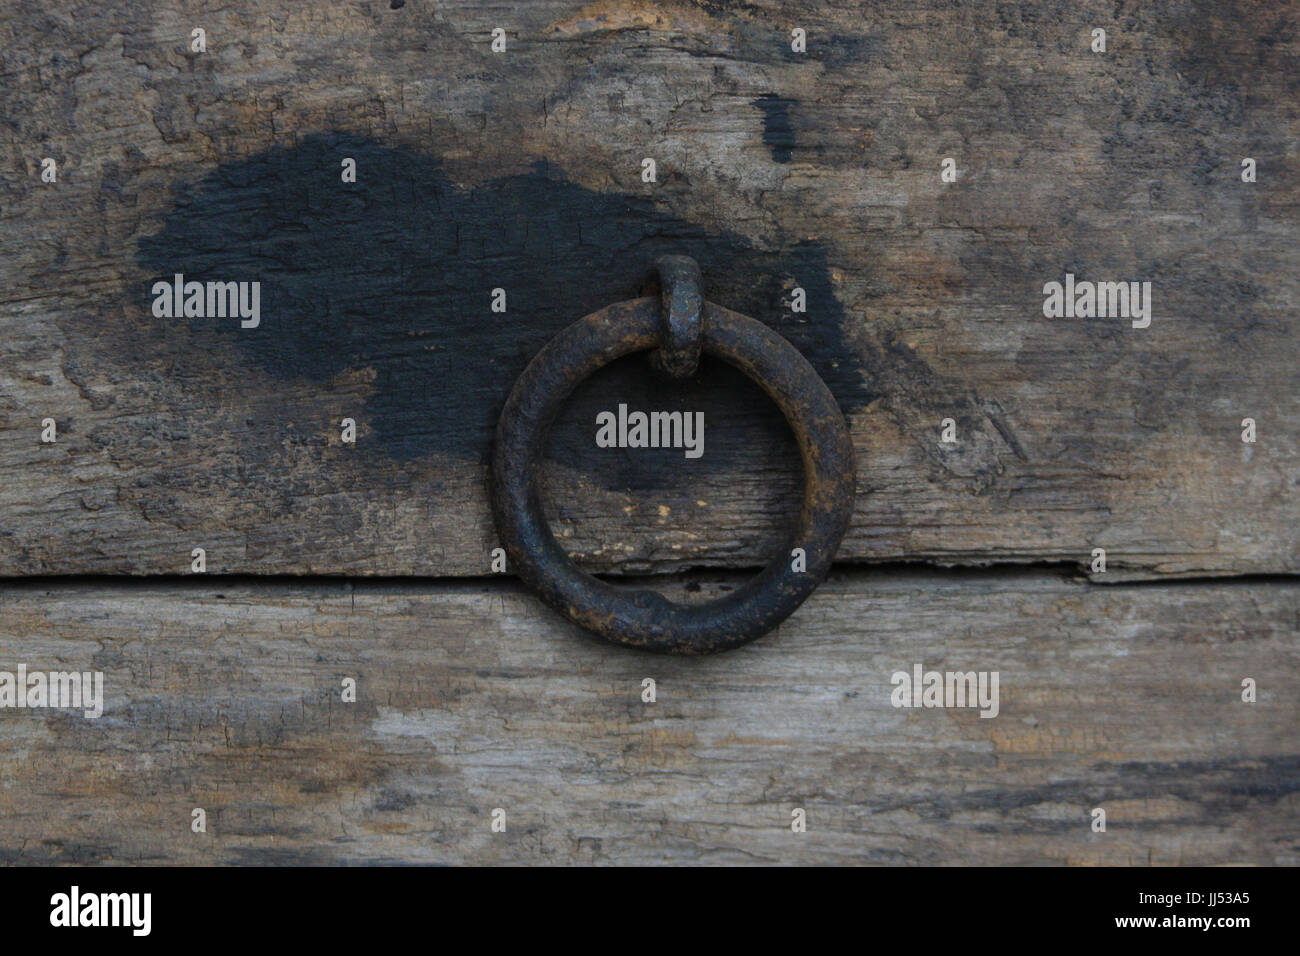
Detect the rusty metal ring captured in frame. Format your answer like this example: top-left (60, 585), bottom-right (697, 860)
top-left (490, 263), bottom-right (856, 655)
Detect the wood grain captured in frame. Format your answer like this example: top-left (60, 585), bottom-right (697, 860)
top-left (0, 571), bottom-right (1294, 864)
top-left (0, 1), bottom-right (1295, 578)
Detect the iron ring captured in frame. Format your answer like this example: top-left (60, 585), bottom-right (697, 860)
top-left (489, 264), bottom-right (856, 654)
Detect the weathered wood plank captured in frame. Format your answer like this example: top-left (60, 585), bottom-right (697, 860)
top-left (0, 572), bottom-right (1295, 864)
top-left (1, 0), bottom-right (1296, 577)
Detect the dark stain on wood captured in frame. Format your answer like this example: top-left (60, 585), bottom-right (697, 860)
top-left (134, 132), bottom-right (871, 473)
top-left (754, 93), bottom-right (796, 163)
top-left (875, 755), bottom-right (1300, 820)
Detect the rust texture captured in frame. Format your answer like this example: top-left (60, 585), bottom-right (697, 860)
top-left (649, 254), bottom-right (703, 379)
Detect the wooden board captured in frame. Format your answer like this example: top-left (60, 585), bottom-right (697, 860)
top-left (0, 572), bottom-right (1295, 865)
top-left (1, 1), bottom-right (1296, 578)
